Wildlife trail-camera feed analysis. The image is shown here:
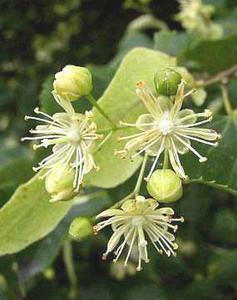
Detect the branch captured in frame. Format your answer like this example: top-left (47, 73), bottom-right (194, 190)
top-left (197, 64), bottom-right (237, 87)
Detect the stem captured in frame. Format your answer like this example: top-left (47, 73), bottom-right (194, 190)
top-left (197, 64), bottom-right (237, 87)
top-left (220, 83), bottom-right (233, 115)
top-left (134, 153), bottom-right (148, 197)
top-left (111, 192), bottom-right (134, 209)
top-left (63, 240), bottom-right (78, 299)
top-left (86, 94), bottom-right (117, 129)
top-left (93, 130), bottom-right (112, 154)
top-left (111, 153), bottom-right (148, 208)
top-left (163, 150), bottom-right (169, 169)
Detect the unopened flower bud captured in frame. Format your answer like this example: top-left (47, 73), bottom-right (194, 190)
top-left (155, 68), bottom-right (182, 96)
top-left (147, 169), bottom-right (183, 203)
top-left (69, 217), bottom-right (93, 241)
top-left (45, 164), bottom-right (75, 202)
top-left (53, 65), bottom-right (92, 101)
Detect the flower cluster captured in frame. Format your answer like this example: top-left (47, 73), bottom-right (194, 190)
top-left (117, 80), bottom-right (221, 180)
top-left (22, 66), bottom-right (102, 197)
top-left (22, 63), bottom-right (221, 272)
top-left (94, 196), bottom-right (184, 271)
top-left (176, 0), bottom-right (223, 40)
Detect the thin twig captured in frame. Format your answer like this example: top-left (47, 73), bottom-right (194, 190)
top-left (197, 64), bottom-right (237, 87)
top-left (63, 240), bottom-right (78, 299)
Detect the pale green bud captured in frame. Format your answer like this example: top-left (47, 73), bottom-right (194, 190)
top-left (45, 164), bottom-right (75, 202)
top-left (155, 68), bottom-right (182, 96)
top-left (191, 88), bottom-right (207, 106)
top-left (53, 65), bottom-right (92, 101)
top-left (147, 169), bottom-right (183, 203)
top-left (69, 217), bottom-right (93, 241)
top-left (43, 268), bottom-right (55, 280)
top-left (176, 67), bottom-right (195, 89)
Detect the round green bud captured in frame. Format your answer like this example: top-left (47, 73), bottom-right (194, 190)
top-left (43, 268), bottom-right (55, 280)
top-left (155, 68), bottom-right (182, 96)
top-left (69, 217), bottom-right (93, 242)
top-left (45, 164), bottom-right (75, 202)
top-left (147, 169), bottom-right (183, 203)
top-left (53, 65), bottom-right (92, 101)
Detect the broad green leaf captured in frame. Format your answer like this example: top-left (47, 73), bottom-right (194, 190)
top-left (0, 174), bottom-right (72, 256)
top-left (183, 113), bottom-right (237, 196)
top-left (85, 47), bottom-right (176, 188)
top-left (181, 35), bottom-right (237, 73)
top-left (154, 31), bottom-right (191, 57)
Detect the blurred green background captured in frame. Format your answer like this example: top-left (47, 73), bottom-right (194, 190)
top-left (0, 0), bottom-right (237, 299)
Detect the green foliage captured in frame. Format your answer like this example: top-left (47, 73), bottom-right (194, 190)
top-left (0, 174), bottom-right (72, 256)
top-left (183, 113), bottom-right (237, 195)
top-left (0, 1), bottom-right (237, 299)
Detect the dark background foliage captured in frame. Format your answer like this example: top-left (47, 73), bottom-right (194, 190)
top-left (0, 0), bottom-right (237, 299)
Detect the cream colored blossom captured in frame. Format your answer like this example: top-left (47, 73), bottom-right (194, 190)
top-left (117, 80), bottom-right (221, 180)
top-left (22, 94), bottom-right (102, 191)
top-left (176, 0), bottom-right (223, 40)
top-left (94, 196), bottom-right (184, 271)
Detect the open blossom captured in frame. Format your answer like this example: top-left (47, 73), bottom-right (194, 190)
top-left (117, 80), bottom-right (221, 180)
top-left (94, 196), bottom-right (184, 271)
top-left (22, 93), bottom-right (102, 191)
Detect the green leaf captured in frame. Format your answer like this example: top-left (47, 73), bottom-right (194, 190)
top-left (16, 190), bottom-right (111, 289)
top-left (0, 174), bottom-right (72, 256)
top-left (85, 47), bottom-right (176, 188)
top-left (154, 31), bottom-right (191, 57)
top-left (183, 112), bottom-right (237, 196)
top-left (181, 35), bottom-right (237, 73)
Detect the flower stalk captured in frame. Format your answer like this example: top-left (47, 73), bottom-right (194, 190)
top-left (86, 93), bottom-right (117, 130)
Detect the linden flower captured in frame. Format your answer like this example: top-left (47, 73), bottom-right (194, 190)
top-left (94, 196), bottom-right (184, 271)
top-left (176, 0), bottom-right (223, 40)
top-left (117, 81), bottom-right (221, 180)
top-left (22, 94), bottom-right (102, 191)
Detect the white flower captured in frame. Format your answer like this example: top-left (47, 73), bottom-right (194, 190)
top-left (94, 196), bottom-right (184, 271)
top-left (176, 0), bottom-right (223, 40)
top-left (117, 80), bottom-right (221, 180)
top-left (22, 94), bottom-right (102, 191)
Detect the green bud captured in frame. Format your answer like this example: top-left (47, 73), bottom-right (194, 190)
top-left (53, 65), bottom-right (92, 101)
top-left (155, 68), bottom-right (182, 96)
top-left (45, 164), bottom-right (75, 202)
top-left (147, 169), bottom-right (183, 203)
top-left (69, 217), bottom-right (93, 241)
top-left (43, 268), bottom-right (55, 280)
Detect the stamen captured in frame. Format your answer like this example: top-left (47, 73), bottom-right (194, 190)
top-left (176, 132), bottom-right (219, 147)
top-left (145, 137), bottom-right (165, 180)
top-left (174, 134), bottom-right (207, 162)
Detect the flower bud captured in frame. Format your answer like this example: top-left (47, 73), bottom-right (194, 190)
top-left (147, 169), bottom-right (183, 203)
top-left (53, 65), bottom-right (92, 101)
top-left (69, 217), bottom-right (93, 241)
top-left (45, 164), bottom-right (75, 202)
top-left (155, 68), bottom-right (182, 96)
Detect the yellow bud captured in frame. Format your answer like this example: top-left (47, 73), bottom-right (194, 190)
top-left (45, 164), bottom-right (75, 202)
top-left (53, 65), bottom-right (92, 101)
top-left (69, 217), bottom-right (93, 241)
top-left (147, 169), bottom-right (183, 203)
